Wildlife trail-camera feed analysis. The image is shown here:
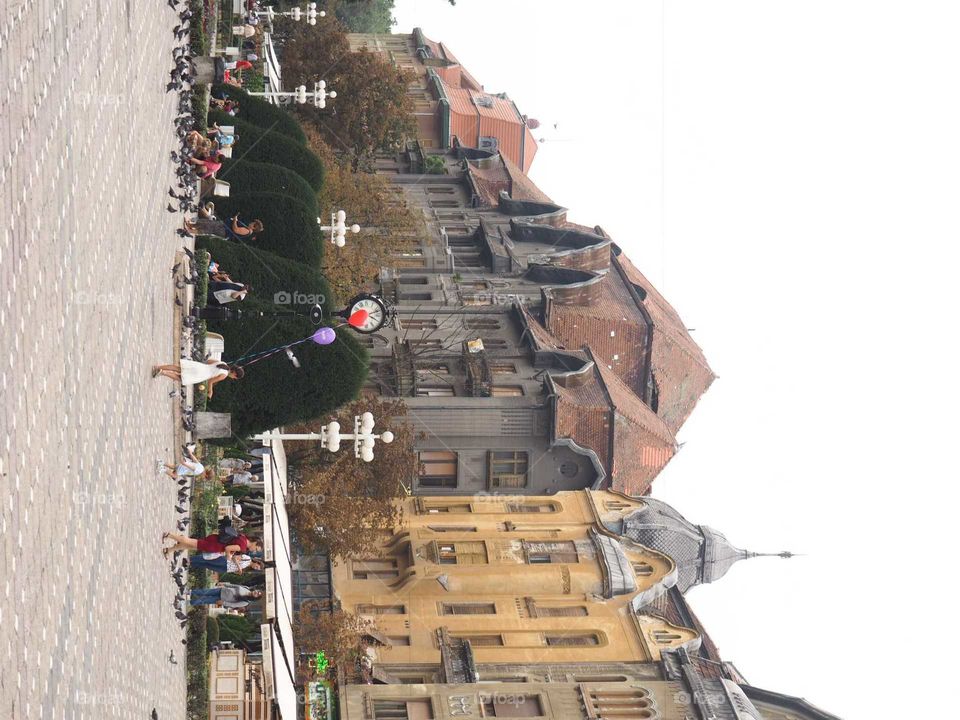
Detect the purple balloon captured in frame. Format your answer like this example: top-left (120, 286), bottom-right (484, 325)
top-left (310, 327), bottom-right (337, 345)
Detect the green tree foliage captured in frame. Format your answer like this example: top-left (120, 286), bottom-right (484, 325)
top-left (276, 17), bottom-right (416, 169)
top-left (201, 190), bottom-right (323, 266)
top-left (214, 117), bottom-right (325, 190)
top-left (287, 396), bottom-right (418, 560)
top-left (330, 0), bottom-right (395, 33)
top-left (207, 155), bottom-right (317, 209)
top-left (195, 238), bottom-right (369, 438)
top-left (210, 84), bottom-right (307, 144)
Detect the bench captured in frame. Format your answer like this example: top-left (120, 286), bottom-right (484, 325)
top-left (205, 332), bottom-right (225, 361)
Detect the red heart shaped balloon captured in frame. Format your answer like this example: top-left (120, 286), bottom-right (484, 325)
top-left (347, 309), bottom-right (369, 328)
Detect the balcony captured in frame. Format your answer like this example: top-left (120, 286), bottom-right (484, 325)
top-left (462, 341), bottom-right (492, 397)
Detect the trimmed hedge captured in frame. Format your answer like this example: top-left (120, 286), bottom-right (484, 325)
top-left (202, 191), bottom-right (322, 266)
top-left (196, 237), bottom-right (368, 438)
top-left (213, 116), bottom-right (325, 190)
top-left (209, 156), bottom-right (318, 209)
top-left (210, 83), bottom-right (307, 145)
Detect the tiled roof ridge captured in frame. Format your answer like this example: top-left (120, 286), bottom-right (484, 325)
top-left (610, 251), bottom-right (714, 376)
top-left (594, 361), bottom-right (677, 448)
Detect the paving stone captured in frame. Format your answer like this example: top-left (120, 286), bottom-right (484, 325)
top-left (0, 1), bottom-right (195, 717)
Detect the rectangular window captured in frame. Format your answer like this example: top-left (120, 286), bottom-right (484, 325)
top-left (417, 363), bottom-right (450, 377)
top-left (404, 318), bottom-right (438, 330)
top-left (452, 634), bottom-right (503, 646)
top-left (418, 451), bottom-right (458, 488)
top-left (401, 292), bottom-right (433, 302)
top-left (482, 338), bottom-right (509, 350)
top-left (464, 317), bottom-right (499, 329)
top-left (394, 257), bottom-right (427, 269)
top-left (533, 605), bottom-right (588, 617)
top-left (428, 525), bottom-right (477, 532)
top-left (400, 276), bottom-right (430, 285)
top-left (424, 503), bottom-right (472, 513)
top-left (544, 633), bottom-right (599, 646)
top-left (488, 451), bottom-right (529, 489)
top-left (524, 541), bottom-right (578, 564)
top-left (488, 361), bottom-right (517, 374)
top-left (441, 603), bottom-right (497, 615)
top-left (480, 694), bottom-right (543, 717)
top-left (429, 199), bottom-right (461, 209)
top-left (428, 186), bottom-right (456, 195)
top-left (506, 503), bottom-right (556, 514)
top-left (372, 698), bottom-right (434, 720)
top-left (416, 386), bottom-right (455, 398)
top-left (490, 386), bottom-right (524, 397)
top-left (438, 541), bottom-right (488, 565)
top-left (357, 604), bottom-right (406, 615)
top-left (409, 339), bottom-right (443, 352)
top-left (387, 636), bottom-right (411, 646)
top-left (352, 558), bottom-right (399, 580)
top-left (463, 295), bottom-right (494, 306)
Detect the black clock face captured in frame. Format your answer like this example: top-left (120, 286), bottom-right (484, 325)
top-left (349, 295), bottom-right (387, 333)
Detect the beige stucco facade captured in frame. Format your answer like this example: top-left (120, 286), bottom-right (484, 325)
top-left (332, 490), bottom-right (700, 673)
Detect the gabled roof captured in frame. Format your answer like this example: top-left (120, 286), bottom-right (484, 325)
top-left (612, 250), bottom-right (715, 431)
top-left (415, 29), bottom-right (538, 171)
top-left (595, 362), bottom-right (677, 496)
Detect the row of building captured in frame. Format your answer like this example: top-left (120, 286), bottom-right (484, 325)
top-left (280, 30), bottom-right (838, 720)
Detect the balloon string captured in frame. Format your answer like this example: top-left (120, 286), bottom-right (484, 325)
top-left (231, 336), bottom-right (312, 367)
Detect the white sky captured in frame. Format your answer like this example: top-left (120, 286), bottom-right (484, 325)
top-left (394, 1), bottom-right (960, 717)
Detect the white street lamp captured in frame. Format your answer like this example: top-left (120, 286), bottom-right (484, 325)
top-left (312, 79), bottom-right (337, 108)
top-left (252, 413), bottom-right (394, 462)
top-left (259, 4), bottom-right (325, 25)
top-left (318, 210), bottom-right (360, 248)
top-left (245, 80), bottom-right (337, 108)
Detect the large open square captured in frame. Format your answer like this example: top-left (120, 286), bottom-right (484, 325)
top-left (1, 1), bottom-right (189, 717)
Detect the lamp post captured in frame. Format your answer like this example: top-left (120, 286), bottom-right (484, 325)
top-left (319, 210), bottom-right (360, 247)
top-left (244, 80), bottom-right (337, 107)
top-left (252, 413), bottom-right (394, 462)
top-left (259, 3), bottom-right (325, 25)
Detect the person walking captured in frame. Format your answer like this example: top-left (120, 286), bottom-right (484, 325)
top-left (187, 583), bottom-right (262, 608)
top-left (187, 552), bottom-right (262, 575)
top-left (162, 531), bottom-right (261, 565)
top-left (153, 359), bottom-right (243, 399)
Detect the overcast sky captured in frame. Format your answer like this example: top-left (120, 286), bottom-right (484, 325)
top-left (393, 1), bottom-right (960, 717)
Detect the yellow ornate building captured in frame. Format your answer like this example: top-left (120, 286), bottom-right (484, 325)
top-left (331, 490), bottom-right (825, 720)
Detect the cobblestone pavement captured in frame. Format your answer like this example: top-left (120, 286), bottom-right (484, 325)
top-left (0, 1), bottom-right (194, 718)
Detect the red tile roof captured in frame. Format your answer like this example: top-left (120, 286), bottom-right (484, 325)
top-left (416, 30), bottom-right (538, 171)
top-left (546, 270), bottom-right (651, 393)
top-left (595, 363), bottom-right (676, 496)
top-left (612, 252), bottom-right (715, 432)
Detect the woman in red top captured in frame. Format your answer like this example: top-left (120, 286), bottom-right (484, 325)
top-left (189, 152), bottom-right (225, 179)
top-left (162, 531), bottom-right (261, 569)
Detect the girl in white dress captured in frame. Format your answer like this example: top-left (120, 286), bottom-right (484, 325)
top-left (152, 358), bottom-right (244, 399)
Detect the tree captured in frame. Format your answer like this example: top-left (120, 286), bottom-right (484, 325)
top-left (329, 0), bottom-right (396, 33)
top-left (194, 238), bottom-right (370, 438)
top-left (301, 125), bottom-right (427, 298)
top-left (287, 396), bottom-right (419, 560)
top-left (277, 17), bottom-right (416, 169)
top-left (295, 607), bottom-right (376, 676)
